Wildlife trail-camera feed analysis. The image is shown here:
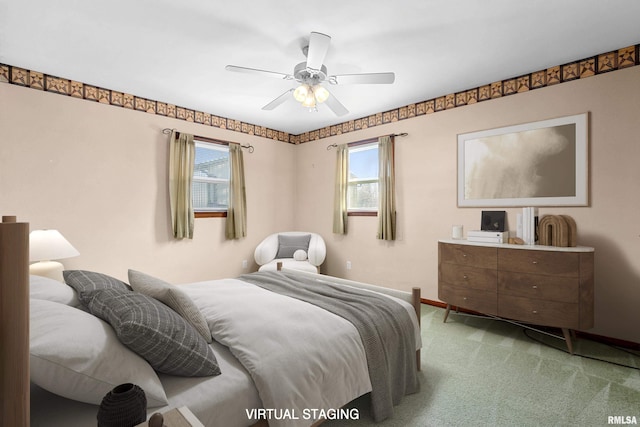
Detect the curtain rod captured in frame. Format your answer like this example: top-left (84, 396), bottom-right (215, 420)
top-left (162, 128), bottom-right (254, 153)
top-left (326, 133), bottom-right (408, 150)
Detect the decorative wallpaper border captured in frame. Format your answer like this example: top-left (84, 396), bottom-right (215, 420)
top-left (0, 64), bottom-right (292, 143)
top-left (1, 44), bottom-right (638, 145)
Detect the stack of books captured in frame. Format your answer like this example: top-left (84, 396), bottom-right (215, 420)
top-left (467, 230), bottom-right (508, 244)
top-left (520, 207), bottom-right (539, 245)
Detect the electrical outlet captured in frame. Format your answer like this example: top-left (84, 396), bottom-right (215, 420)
top-left (346, 261), bottom-right (352, 270)
top-left (242, 260), bottom-right (248, 269)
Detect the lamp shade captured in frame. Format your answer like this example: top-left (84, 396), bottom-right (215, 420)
top-left (29, 229), bottom-right (80, 262)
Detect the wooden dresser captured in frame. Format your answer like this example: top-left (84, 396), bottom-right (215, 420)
top-left (438, 239), bottom-right (594, 353)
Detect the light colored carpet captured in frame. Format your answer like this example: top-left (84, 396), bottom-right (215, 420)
top-left (325, 304), bottom-right (640, 427)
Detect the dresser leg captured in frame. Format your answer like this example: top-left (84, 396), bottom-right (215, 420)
top-left (562, 328), bottom-right (574, 354)
top-left (443, 304), bottom-right (451, 323)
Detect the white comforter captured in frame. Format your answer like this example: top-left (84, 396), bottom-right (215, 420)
top-left (182, 278), bottom-right (377, 427)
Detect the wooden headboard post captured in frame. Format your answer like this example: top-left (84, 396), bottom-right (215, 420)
top-left (0, 215), bottom-right (30, 427)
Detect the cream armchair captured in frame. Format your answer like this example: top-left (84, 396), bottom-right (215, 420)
top-left (254, 232), bottom-right (326, 273)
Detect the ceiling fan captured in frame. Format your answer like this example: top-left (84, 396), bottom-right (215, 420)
top-left (225, 32), bottom-right (395, 116)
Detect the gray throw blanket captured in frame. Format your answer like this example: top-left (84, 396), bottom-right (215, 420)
top-left (239, 271), bottom-right (419, 422)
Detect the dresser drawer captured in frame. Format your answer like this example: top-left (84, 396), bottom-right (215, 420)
top-left (498, 295), bottom-right (579, 328)
top-left (498, 248), bottom-right (579, 277)
top-left (440, 263), bottom-right (497, 291)
top-left (498, 271), bottom-right (578, 303)
top-left (439, 285), bottom-right (497, 315)
top-left (439, 242), bottom-right (497, 269)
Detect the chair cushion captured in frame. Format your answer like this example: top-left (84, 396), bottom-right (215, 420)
top-left (275, 234), bottom-right (311, 258)
top-left (293, 249), bottom-right (308, 261)
top-left (258, 259), bottom-right (319, 273)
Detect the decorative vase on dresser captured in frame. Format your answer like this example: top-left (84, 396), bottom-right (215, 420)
top-left (438, 239), bottom-right (594, 353)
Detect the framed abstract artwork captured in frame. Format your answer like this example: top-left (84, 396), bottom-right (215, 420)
top-left (457, 113), bottom-right (588, 207)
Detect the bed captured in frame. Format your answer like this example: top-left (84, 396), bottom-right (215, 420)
top-left (28, 268), bottom-right (422, 427)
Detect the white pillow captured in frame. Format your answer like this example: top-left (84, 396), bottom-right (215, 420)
top-left (29, 298), bottom-right (168, 407)
top-left (128, 269), bottom-right (212, 343)
top-left (293, 249), bottom-right (308, 261)
top-left (29, 275), bottom-right (81, 307)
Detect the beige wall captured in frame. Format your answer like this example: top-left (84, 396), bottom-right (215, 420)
top-left (295, 66), bottom-right (640, 343)
top-left (0, 83), bottom-right (297, 283)
top-left (1, 65), bottom-right (639, 343)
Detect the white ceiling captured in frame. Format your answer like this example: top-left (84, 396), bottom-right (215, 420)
top-left (1, 1), bottom-right (639, 135)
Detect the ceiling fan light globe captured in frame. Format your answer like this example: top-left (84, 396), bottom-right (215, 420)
top-left (302, 93), bottom-right (316, 108)
top-left (293, 84), bottom-right (309, 102)
top-left (313, 85), bottom-right (330, 103)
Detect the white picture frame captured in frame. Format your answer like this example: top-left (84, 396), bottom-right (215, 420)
top-left (457, 113), bottom-right (588, 207)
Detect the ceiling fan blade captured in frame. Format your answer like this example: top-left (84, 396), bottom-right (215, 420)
top-left (262, 89), bottom-right (293, 110)
top-left (331, 72), bottom-right (395, 85)
top-left (324, 92), bottom-right (349, 116)
top-left (225, 65), bottom-right (292, 80)
top-left (305, 32), bottom-right (331, 73)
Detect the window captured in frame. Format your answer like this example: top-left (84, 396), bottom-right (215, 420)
top-left (348, 142), bottom-right (378, 213)
top-left (193, 140), bottom-right (229, 216)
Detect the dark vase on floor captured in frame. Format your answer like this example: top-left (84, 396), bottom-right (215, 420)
top-left (97, 383), bottom-right (147, 427)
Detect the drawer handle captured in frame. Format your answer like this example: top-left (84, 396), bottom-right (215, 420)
top-left (532, 261), bottom-right (538, 265)
top-left (462, 254), bottom-right (467, 257)
top-left (463, 297), bottom-right (468, 300)
top-left (463, 275), bottom-right (468, 280)
top-left (532, 285), bottom-right (538, 289)
top-left (532, 310), bottom-right (538, 314)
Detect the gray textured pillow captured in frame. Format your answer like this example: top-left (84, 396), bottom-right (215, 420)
top-left (83, 288), bottom-right (221, 377)
top-left (128, 270), bottom-right (212, 343)
top-left (63, 270), bottom-right (131, 306)
top-left (275, 234), bottom-right (311, 258)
